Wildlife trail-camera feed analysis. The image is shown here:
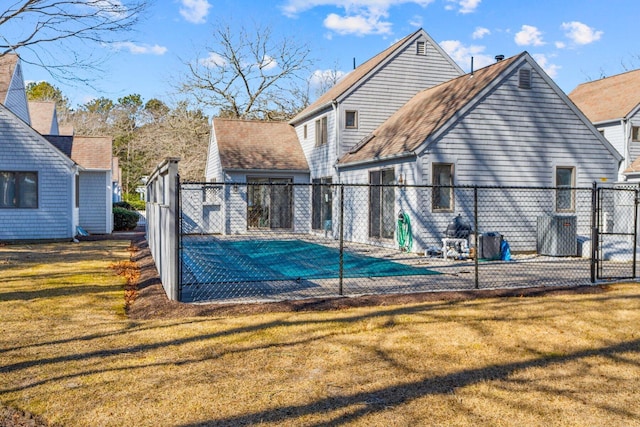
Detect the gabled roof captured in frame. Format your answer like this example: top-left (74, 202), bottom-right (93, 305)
top-left (338, 54), bottom-right (522, 166)
top-left (45, 135), bottom-right (113, 170)
top-left (28, 101), bottom-right (57, 135)
top-left (212, 118), bottom-right (309, 171)
top-left (569, 68), bottom-right (640, 123)
top-left (0, 54), bottom-right (19, 104)
top-left (290, 28), bottom-right (462, 124)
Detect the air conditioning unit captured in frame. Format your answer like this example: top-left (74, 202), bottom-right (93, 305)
top-left (537, 215), bottom-right (577, 256)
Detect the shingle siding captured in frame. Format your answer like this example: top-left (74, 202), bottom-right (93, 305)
top-left (339, 38), bottom-right (462, 155)
top-left (79, 171), bottom-right (111, 234)
top-left (3, 63), bottom-right (30, 124)
top-left (0, 107), bottom-right (75, 240)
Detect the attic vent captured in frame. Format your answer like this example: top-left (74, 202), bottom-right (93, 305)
top-left (416, 41), bottom-right (426, 56)
top-left (519, 68), bottom-right (532, 89)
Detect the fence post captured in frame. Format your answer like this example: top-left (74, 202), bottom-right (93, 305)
top-left (175, 173), bottom-right (181, 301)
top-left (633, 187), bottom-right (639, 279)
top-left (590, 181), bottom-right (598, 283)
top-left (339, 184), bottom-right (344, 296)
top-left (474, 186), bottom-right (479, 289)
top-left (167, 160), bottom-right (180, 302)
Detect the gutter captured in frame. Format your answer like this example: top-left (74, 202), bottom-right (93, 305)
top-left (335, 151), bottom-right (417, 170)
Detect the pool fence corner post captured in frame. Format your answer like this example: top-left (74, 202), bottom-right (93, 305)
top-left (339, 184), bottom-right (344, 296)
top-left (474, 186), bottom-right (479, 289)
top-left (633, 186), bottom-right (639, 279)
top-left (175, 172), bottom-right (182, 302)
top-left (168, 159), bottom-right (181, 302)
top-left (590, 181), bottom-right (598, 283)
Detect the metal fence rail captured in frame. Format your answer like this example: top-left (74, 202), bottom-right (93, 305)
top-left (166, 179), bottom-right (640, 304)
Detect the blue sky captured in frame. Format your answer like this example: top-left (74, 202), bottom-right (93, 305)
top-left (19, 0), bottom-right (640, 114)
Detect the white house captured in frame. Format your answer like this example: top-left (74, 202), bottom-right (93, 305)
top-left (0, 103), bottom-right (79, 241)
top-left (569, 68), bottom-right (640, 182)
top-left (336, 52), bottom-right (622, 251)
top-left (45, 135), bottom-right (114, 234)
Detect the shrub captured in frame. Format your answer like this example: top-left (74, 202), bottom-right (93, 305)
top-left (113, 207), bottom-right (139, 231)
top-left (114, 201), bottom-right (136, 211)
top-left (123, 195), bottom-right (146, 211)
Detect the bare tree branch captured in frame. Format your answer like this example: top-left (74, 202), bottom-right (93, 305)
top-left (178, 21), bottom-right (314, 120)
top-left (0, 0), bottom-right (148, 83)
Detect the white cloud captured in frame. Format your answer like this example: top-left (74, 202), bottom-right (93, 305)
top-left (561, 21), bottom-right (603, 45)
top-left (111, 42), bottom-right (167, 55)
top-left (324, 12), bottom-right (392, 36)
top-left (179, 0), bottom-right (211, 24)
top-left (532, 53), bottom-right (560, 78)
top-left (514, 25), bottom-right (545, 46)
top-left (281, 1), bottom-right (435, 35)
top-left (199, 52), bottom-right (226, 68)
top-left (555, 41), bottom-right (566, 49)
top-left (260, 55), bottom-right (278, 71)
top-left (445, 0), bottom-right (481, 13)
top-left (472, 26), bottom-right (490, 39)
top-left (440, 40), bottom-right (493, 71)
top-left (310, 68), bottom-right (348, 87)
top-left (409, 15), bottom-right (423, 27)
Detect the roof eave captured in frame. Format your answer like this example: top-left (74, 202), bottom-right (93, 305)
top-left (336, 151), bottom-right (416, 169)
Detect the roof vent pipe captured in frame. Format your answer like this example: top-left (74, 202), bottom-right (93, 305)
top-left (353, 57), bottom-right (356, 70)
top-left (495, 54), bottom-right (505, 62)
top-left (470, 56), bottom-right (474, 75)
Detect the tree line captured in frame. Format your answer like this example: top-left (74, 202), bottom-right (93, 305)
top-left (27, 82), bottom-right (210, 195)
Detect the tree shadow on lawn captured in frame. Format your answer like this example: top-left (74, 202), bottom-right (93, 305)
top-left (179, 338), bottom-right (640, 426)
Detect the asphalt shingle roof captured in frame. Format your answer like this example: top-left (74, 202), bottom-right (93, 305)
top-left (213, 118), bottom-right (309, 171)
top-left (569, 69), bottom-right (640, 123)
top-left (338, 53), bottom-right (522, 165)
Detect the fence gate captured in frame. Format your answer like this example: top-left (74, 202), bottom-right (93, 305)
top-left (594, 185), bottom-right (639, 281)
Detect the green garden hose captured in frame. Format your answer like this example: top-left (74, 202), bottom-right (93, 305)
top-left (397, 211), bottom-right (412, 252)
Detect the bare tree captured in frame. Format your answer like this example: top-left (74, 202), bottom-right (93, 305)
top-left (179, 22), bottom-right (314, 120)
top-left (0, 0), bottom-right (147, 82)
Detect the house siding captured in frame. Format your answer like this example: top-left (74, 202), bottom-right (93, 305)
top-left (296, 107), bottom-right (337, 180)
top-left (627, 111), bottom-right (640, 171)
top-left (339, 37), bottom-right (462, 155)
top-left (79, 171), bottom-right (112, 234)
top-left (205, 126), bottom-right (223, 182)
top-left (3, 63), bottom-right (30, 125)
top-left (0, 107), bottom-right (75, 240)
top-left (413, 64), bottom-right (619, 251)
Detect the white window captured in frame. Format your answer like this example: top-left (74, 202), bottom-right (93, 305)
top-left (556, 166), bottom-right (575, 212)
top-left (632, 126), bottom-right (640, 142)
top-left (303, 124), bottom-right (307, 139)
top-left (433, 163), bottom-right (454, 211)
top-left (0, 171), bottom-right (38, 209)
top-left (315, 116), bottom-right (327, 146)
top-left (345, 111), bottom-right (357, 129)
top-left (416, 41), bottom-right (426, 56)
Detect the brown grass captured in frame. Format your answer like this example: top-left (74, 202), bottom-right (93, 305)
top-left (1, 240), bottom-right (640, 426)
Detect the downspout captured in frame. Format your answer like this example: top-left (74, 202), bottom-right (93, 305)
top-left (623, 118), bottom-right (630, 175)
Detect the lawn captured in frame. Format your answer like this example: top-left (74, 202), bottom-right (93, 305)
top-left (1, 240), bottom-right (639, 426)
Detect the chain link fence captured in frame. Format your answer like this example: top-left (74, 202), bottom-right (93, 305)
top-left (165, 179), bottom-right (640, 304)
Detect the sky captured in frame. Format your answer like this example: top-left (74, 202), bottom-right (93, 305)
top-left (18, 0), bottom-right (640, 115)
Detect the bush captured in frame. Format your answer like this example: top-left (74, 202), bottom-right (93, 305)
top-left (123, 195), bottom-right (146, 211)
top-left (113, 201), bottom-right (136, 211)
top-left (113, 207), bottom-right (139, 231)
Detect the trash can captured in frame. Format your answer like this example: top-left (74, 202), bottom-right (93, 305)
top-left (478, 232), bottom-right (502, 260)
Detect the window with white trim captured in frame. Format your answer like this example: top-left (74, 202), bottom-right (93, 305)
top-left (556, 166), bottom-right (575, 212)
top-left (315, 116), bottom-right (327, 146)
top-left (632, 126), bottom-right (640, 142)
top-left (416, 41), bottom-right (426, 56)
top-left (0, 171), bottom-right (38, 209)
top-left (345, 110), bottom-right (357, 129)
top-left (433, 163), bottom-right (454, 211)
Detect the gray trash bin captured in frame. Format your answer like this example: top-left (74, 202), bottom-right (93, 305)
top-left (478, 232), bottom-right (502, 260)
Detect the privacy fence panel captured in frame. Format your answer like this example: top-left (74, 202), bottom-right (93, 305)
top-left (164, 181), bottom-right (640, 304)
